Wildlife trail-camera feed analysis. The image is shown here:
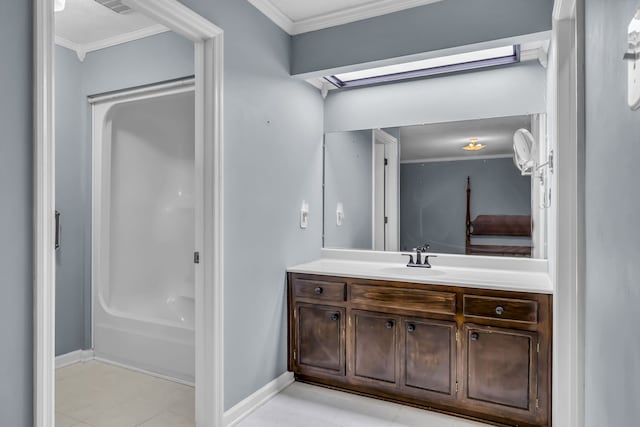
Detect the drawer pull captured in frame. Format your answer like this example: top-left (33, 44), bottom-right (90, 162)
top-left (385, 320), bottom-right (395, 329)
top-left (495, 306), bottom-right (505, 316)
top-left (330, 313), bottom-right (340, 321)
top-left (471, 332), bottom-right (480, 341)
top-left (314, 287), bottom-right (323, 295)
top-left (407, 323), bottom-right (416, 333)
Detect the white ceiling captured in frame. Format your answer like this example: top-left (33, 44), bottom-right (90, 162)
top-left (55, 0), bottom-right (168, 60)
top-left (399, 115), bottom-right (532, 163)
top-left (248, 0), bottom-right (444, 35)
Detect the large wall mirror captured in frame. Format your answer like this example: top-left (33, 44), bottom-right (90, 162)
top-left (323, 114), bottom-right (549, 259)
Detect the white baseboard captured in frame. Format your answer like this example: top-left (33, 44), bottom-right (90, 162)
top-left (55, 349), bottom-right (95, 369)
top-left (93, 356), bottom-right (195, 387)
top-left (223, 371), bottom-right (295, 426)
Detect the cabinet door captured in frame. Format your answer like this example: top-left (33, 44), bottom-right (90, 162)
top-left (402, 318), bottom-right (457, 401)
top-left (462, 324), bottom-right (538, 421)
top-left (352, 311), bottom-right (398, 384)
top-left (296, 303), bottom-right (345, 376)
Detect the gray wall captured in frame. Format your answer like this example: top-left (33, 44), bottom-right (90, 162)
top-left (324, 131), bottom-right (373, 249)
top-left (585, 1), bottom-right (640, 425)
top-left (400, 158), bottom-right (531, 253)
top-left (55, 46), bottom-right (87, 355)
top-left (54, 0), bottom-right (324, 410)
top-left (292, 0), bottom-right (554, 76)
top-left (176, 0), bottom-right (324, 409)
top-left (0, 2), bottom-right (33, 426)
top-left (81, 31), bottom-right (194, 95)
top-left (324, 62), bottom-right (546, 132)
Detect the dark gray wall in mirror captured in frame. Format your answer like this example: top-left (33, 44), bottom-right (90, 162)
top-left (400, 158), bottom-right (531, 253)
top-left (324, 130), bottom-right (372, 249)
top-left (323, 115), bottom-right (541, 258)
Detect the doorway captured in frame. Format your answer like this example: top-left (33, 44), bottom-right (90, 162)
top-left (34, 0), bottom-right (224, 425)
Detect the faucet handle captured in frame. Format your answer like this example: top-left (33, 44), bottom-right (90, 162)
top-left (422, 254), bottom-right (437, 268)
top-left (401, 253), bottom-right (415, 266)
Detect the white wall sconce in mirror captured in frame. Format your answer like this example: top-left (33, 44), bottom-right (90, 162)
top-left (513, 129), bottom-right (536, 174)
top-left (54, 0), bottom-right (65, 12)
top-left (336, 202), bottom-right (344, 226)
top-left (513, 128), bottom-right (553, 209)
top-left (625, 9), bottom-right (640, 110)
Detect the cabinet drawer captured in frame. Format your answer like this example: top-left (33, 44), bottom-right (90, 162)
top-left (463, 295), bottom-right (538, 324)
top-left (294, 279), bottom-right (346, 302)
top-left (351, 284), bottom-right (456, 315)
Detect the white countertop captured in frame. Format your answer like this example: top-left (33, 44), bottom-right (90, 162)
top-left (288, 251), bottom-right (554, 294)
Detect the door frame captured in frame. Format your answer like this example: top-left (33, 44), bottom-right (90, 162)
top-left (33, 0), bottom-right (225, 425)
top-left (551, 1), bottom-right (585, 427)
top-left (372, 129), bottom-right (399, 252)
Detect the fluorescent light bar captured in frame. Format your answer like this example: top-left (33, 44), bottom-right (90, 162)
top-left (326, 45), bottom-right (520, 88)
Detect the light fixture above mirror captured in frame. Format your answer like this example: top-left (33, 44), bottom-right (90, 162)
top-left (462, 138), bottom-right (487, 151)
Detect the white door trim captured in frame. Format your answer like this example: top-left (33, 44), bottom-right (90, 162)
top-left (34, 0), bottom-right (225, 425)
top-left (34, 0), bottom-right (55, 425)
top-left (551, 1), bottom-right (585, 427)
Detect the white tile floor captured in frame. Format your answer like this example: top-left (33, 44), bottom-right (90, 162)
top-left (56, 361), bottom-right (194, 427)
top-left (57, 362), bottom-right (490, 427)
top-left (237, 382), bottom-right (491, 427)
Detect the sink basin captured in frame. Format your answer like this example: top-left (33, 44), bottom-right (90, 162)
top-left (378, 266), bottom-right (446, 277)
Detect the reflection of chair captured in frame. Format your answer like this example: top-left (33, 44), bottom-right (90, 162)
top-left (465, 176), bottom-right (532, 257)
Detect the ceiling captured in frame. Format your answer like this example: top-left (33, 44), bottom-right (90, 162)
top-left (248, 0), bottom-right (444, 35)
top-left (55, 0), bottom-right (168, 60)
top-left (399, 115), bottom-right (532, 163)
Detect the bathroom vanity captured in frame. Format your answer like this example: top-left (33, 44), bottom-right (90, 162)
top-left (287, 255), bottom-right (552, 427)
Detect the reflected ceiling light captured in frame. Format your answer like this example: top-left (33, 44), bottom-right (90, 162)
top-left (462, 138), bottom-right (487, 151)
top-left (54, 0), bottom-right (66, 12)
top-left (325, 45), bottom-right (520, 88)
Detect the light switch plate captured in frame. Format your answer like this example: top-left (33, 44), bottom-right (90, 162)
top-left (300, 201), bottom-right (309, 229)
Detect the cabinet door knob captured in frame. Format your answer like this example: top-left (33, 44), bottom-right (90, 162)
top-left (330, 313), bottom-right (340, 321)
top-left (385, 320), bottom-right (394, 329)
top-left (495, 306), bottom-right (505, 316)
top-left (407, 323), bottom-right (416, 333)
top-left (471, 332), bottom-right (480, 341)
top-left (314, 287), bottom-right (323, 295)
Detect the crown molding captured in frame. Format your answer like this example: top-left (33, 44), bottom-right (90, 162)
top-left (248, 0), bottom-right (294, 34)
top-left (553, 0), bottom-right (576, 21)
top-left (54, 35), bottom-right (86, 61)
top-left (374, 128), bottom-right (398, 145)
top-left (54, 24), bottom-right (169, 61)
top-left (248, 0), bottom-right (443, 35)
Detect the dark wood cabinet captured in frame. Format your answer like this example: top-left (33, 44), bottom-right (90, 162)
top-left (295, 304), bottom-right (345, 376)
top-left (352, 311), bottom-right (398, 384)
top-left (461, 324), bottom-right (542, 424)
top-left (402, 318), bottom-right (457, 401)
top-left (288, 273), bottom-right (552, 427)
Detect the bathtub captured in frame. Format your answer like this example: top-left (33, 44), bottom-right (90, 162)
top-left (91, 80), bottom-right (196, 383)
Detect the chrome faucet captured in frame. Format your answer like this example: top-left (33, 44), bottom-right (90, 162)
top-left (402, 244), bottom-right (437, 268)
